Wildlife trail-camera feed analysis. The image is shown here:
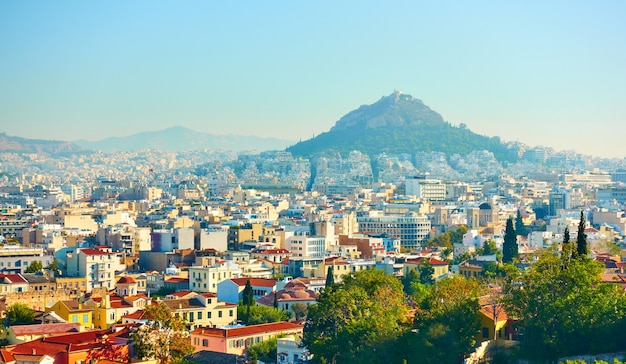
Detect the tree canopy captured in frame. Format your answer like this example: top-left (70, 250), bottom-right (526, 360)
top-left (402, 275), bottom-right (484, 364)
top-left (4, 303), bottom-right (35, 327)
top-left (129, 302), bottom-right (194, 364)
top-left (24, 260), bottom-right (43, 273)
top-left (504, 251), bottom-right (626, 362)
top-left (238, 304), bottom-right (290, 325)
top-left (303, 269), bottom-right (409, 363)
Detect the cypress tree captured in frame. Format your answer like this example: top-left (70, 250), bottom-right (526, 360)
top-left (561, 226), bottom-right (573, 267)
top-left (515, 209), bottom-right (527, 237)
top-left (576, 210), bottom-right (588, 257)
top-left (325, 266), bottom-right (335, 289)
top-left (273, 291), bottom-right (279, 308)
top-left (242, 279), bottom-right (254, 306)
top-left (503, 217), bottom-right (518, 263)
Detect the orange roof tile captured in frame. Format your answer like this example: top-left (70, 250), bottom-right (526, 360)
top-left (192, 322), bottom-right (302, 338)
top-left (228, 278), bottom-right (278, 288)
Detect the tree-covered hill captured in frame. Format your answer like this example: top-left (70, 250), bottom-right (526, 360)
top-left (286, 92), bottom-right (521, 163)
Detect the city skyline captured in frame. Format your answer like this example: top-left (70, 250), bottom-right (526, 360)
top-left (1, 1), bottom-right (626, 158)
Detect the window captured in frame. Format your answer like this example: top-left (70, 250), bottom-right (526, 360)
top-left (202, 339), bottom-right (208, 347)
top-left (208, 312), bottom-right (212, 319)
top-left (229, 310), bottom-right (233, 317)
top-left (83, 314), bottom-right (89, 322)
top-left (198, 312), bottom-right (203, 320)
top-left (482, 327), bottom-right (489, 339)
top-left (218, 311), bottom-right (222, 318)
top-left (72, 315), bottom-right (78, 323)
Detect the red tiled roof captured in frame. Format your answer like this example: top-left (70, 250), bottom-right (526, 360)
top-left (0, 349), bottom-right (14, 362)
top-left (324, 257), bottom-right (348, 265)
top-left (229, 278), bottom-right (278, 288)
top-left (117, 276), bottom-right (137, 284)
top-left (479, 304), bottom-right (509, 322)
top-left (122, 311), bottom-right (144, 320)
top-left (167, 290), bottom-right (196, 297)
top-left (164, 277), bottom-right (189, 284)
top-left (9, 323), bottom-right (81, 336)
top-left (0, 274), bottom-right (28, 284)
top-left (60, 300), bottom-right (92, 312)
top-left (192, 322), bottom-right (303, 338)
top-left (256, 289), bottom-right (316, 306)
top-left (80, 248), bottom-right (115, 256)
top-left (122, 310), bottom-right (143, 320)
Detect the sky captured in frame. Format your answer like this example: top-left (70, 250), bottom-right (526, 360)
top-left (1, 1), bottom-right (625, 158)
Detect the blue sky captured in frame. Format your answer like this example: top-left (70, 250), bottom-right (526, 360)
top-left (1, 1), bottom-right (625, 158)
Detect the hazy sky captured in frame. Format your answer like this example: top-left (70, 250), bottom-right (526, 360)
top-left (1, 1), bottom-right (625, 158)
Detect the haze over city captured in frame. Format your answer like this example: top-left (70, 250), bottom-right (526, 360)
top-left (1, 1), bottom-right (625, 158)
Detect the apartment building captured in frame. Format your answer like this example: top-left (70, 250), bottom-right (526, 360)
top-left (190, 322), bottom-right (303, 355)
top-left (357, 212), bottom-right (431, 251)
top-left (65, 247), bottom-right (125, 292)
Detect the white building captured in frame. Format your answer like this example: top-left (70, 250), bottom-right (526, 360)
top-left (188, 261), bottom-right (241, 293)
top-left (405, 176), bottom-right (446, 201)
top-left (356, 212), bottom-right (431, 251)
top-left (65, 247), bottom-right (126, 292)
top-left (286, 232), bottom-right (327, 258)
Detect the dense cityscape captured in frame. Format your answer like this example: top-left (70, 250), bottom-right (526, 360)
top-left (0, 137), bottom-right (626, 364)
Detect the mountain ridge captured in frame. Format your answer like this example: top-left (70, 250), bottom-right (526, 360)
top-left (73, 126), bottom-right (294, 152)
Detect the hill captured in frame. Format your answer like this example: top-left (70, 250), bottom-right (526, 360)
top-left (74, 126), bottom-right (294, 152)
top-left (286, 92), bottom-right (520, 162)
top-left (0, 133), bottom-right (85, 156)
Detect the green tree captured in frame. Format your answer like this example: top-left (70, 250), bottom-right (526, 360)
top-left (576, 210), bottom-right (588, 257)
top-left (3, 303), bottom-right (35, 326)
top-left (238, 304), bottom-right (290, 325)
top-left (504, 251), bottom-right (626, 362)
top-left (402, 275), bottom-right (483, 364)
top-left (247, 335), bottom-right (282, 363)
top-left (561, 226), bottom-right (574, 267)
top-left (419, 259), bottom-right (435, 285)
top-left (24, 260), bottom-right (43, 273)
top-left (291, 303), bottom-right (308, 321)
top-left (242, 279), bottom-right (254, 306)
top-left (45, 258), bottom-right (60, 275)
top-left (401, 268), bottom-right (419, 295)
top-left (325, 266), bottom-right (335, 289)
top-left (129, 302), bottom-right (194, 364)
top-left (502, 218), bottom-right (517, 263)
top-left (303, 269), bottom-right (409, 363)
top-left (273, 291), bottom-right (279, 308)
top-left (515, 209), bottom-right (527, 237)
top-left (482, 239), bottom-right (498, 256)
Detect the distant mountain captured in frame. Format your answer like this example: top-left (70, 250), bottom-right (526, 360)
top-left (286, 92), bottom-right (520, 162)
top-left (74, 126), bottom-right (295, 152)
top-left (0, 133), bottom-right (85, 155)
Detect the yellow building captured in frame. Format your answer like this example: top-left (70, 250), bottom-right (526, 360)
top-left (45, 299), bottom-right (93, 328)
top-left (308, 257), bottom-right (350, 282)
top-left (89, 293), bottom-right (148, 329)
top-left (476, 304), bottom-right (509, 342)
top-left (404, 257), bottom-right (449, 280)
top-left (55, 276), bottom-right (88, 292)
